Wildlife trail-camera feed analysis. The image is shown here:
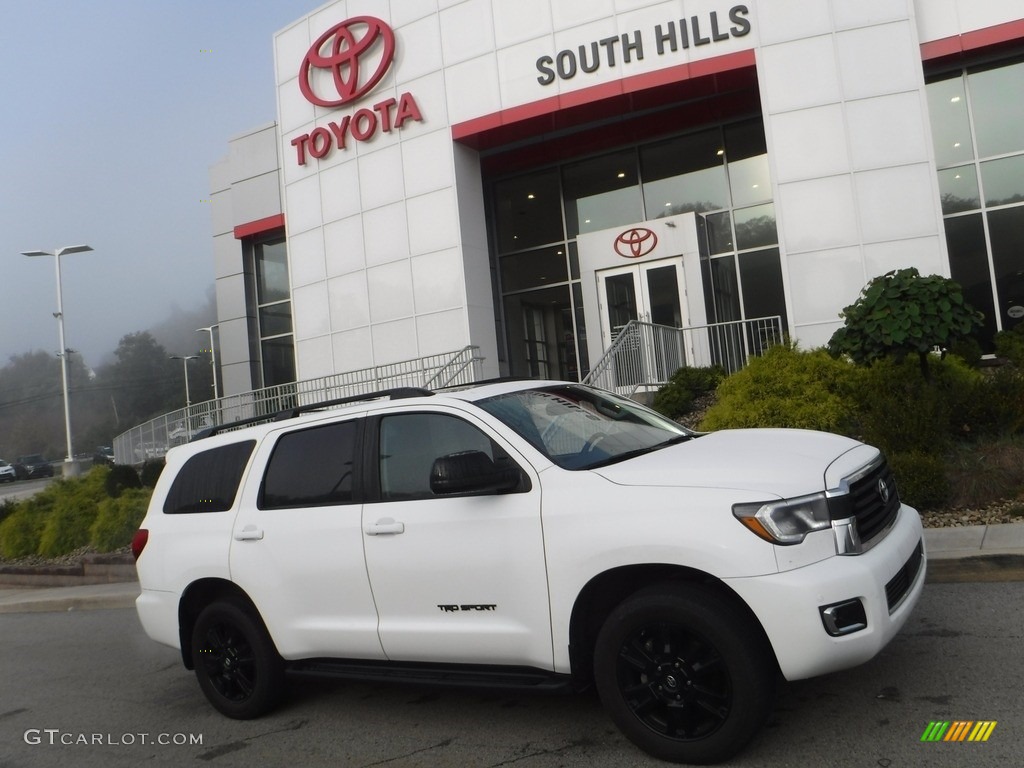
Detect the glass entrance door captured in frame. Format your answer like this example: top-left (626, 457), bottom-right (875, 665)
top-left (597, 259), bottom-right (685, 348)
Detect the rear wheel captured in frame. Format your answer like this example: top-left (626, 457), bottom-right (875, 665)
top-left (191, 600), bottom-right (285, 719)
top-left (593, 584), bottom-right (776, 764)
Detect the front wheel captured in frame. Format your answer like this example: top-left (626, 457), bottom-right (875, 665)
top-left (191, 600), bottom-right (285, 719)
top-left (593, 584), bottom-right (776, 764)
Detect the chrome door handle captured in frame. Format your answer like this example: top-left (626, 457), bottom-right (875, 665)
top-left (234, 525), bottom-right (264, 541)
top-left (365, 518), bottom-right (405, 536)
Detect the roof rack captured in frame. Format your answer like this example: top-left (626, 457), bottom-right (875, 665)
top-left (191, 387), bottom-right (433, 441)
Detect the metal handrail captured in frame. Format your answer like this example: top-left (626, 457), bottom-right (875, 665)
top-left (583, 316), bottom-right (784, 395)
top-left (113, 346), bottom-right (484, 465)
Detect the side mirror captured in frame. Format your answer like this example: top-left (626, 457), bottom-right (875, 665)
top-left (430, 450), bottom-right (521, 495)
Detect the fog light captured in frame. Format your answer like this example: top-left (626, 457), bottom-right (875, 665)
top-left (820, 598), bottom-right (867, 636)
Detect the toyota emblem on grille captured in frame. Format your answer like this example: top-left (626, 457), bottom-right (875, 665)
top-left (878, 478), bottom-right (890, 504)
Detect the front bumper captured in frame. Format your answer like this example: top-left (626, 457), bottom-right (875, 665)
top-left (725, 503), bottom-right (925, 681)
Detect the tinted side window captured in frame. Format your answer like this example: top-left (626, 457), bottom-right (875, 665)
top-left (378, 413), bottom-right (517, 500)
top-left (260, 420), bottom-right (359, 508)
top-left (163, 441), bottom-right (256, 514)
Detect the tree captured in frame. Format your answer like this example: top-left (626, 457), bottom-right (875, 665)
top-left (828, 268), bottom-right (984, 378)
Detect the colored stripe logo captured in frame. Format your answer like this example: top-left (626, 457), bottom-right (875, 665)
top-left (921, 721), bottom-right (997, 742)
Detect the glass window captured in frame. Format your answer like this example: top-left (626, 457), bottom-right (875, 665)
top-left (503, 285), bottom-right (575, 379)
top-left (260, 421), bottom-right (358, 508)
top-left (705, 212), bottom-right (733, 254)
top-left (256, 240), bottom-right (290, 303)
top-left (499, 245), bottom-right (569, 293)
top-left (640, 130), bottom-right (729, 216)
top-left (926, 74), bottom-right (974, 167)
top-left (262, 337), bottom-right (296, 387)
top-left (944, 214), bottom-right (997, 346)
top-left (563, 150), bottom-right (642, 237)
top-left (969, 60), bottom-right (1024, 159)
top-left (163, 441), bottom-right (255, 514)
top-left (493, 169), bottom-right (563, 253)
top-left (725, 121), bottom-right (771, 208)
top-left (259, 302), bottom-right (293, 336)
top-left (703, 256), bottom-right (741, 323)
top-left (734, 203), bottom-right (778, 250)
top-left (378, 413), bottom-right (516, 500)
top-left (738, 248), bottom-right (788, 328)
top-left (938, 166), bottom-right (981, 214)
top-left (988, 206), bottom-right (1024, 331)
top-left (981, 155), bottom-right (1024, 207)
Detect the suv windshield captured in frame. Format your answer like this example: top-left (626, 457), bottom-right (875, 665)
top-left (477, 385), bottom-right (693, 470)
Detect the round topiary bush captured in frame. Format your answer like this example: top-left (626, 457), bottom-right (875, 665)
top-left (701, 344), bottom-right (857, 433)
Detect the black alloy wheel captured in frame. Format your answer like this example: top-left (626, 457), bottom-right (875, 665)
top-left (192, 601), bottom-right (285, 719)
top-left (594, 585), bottom-right (776, 764)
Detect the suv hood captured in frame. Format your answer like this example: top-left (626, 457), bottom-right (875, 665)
top-left (591, 428), bottom-right (866, 499)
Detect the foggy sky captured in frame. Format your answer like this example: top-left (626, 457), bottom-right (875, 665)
top-left (0, 0), bottom-right (315, 369)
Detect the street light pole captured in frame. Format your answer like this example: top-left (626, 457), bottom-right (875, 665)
top-left (170, 355), bottom-right (198, 408)
top-left (196, 325), bottom-right (220, 399)
top-left (20, 244), bottom-right (93, 473)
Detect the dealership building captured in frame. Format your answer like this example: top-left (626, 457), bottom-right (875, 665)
top-left (209, 0), bottom-right (1024, 398)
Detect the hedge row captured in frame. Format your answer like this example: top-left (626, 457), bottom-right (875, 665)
top-left (0, 465), bottom-right (155, 559)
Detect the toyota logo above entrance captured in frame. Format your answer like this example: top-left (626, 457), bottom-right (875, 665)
top-left (299, 16), bottom-right (396, 107)
top-left (614, 228), bottom-right (658, 259)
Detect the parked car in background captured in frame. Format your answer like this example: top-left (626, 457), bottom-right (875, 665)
top-left (92, 446), bottom-right (115, 466)
top-left (0, 460), bottom-right (15, 483)
top-left (14, 454), bottom-right (54, 480)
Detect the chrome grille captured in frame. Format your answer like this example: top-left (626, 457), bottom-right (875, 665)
top-left (848, 459), bottom-right (901, 544)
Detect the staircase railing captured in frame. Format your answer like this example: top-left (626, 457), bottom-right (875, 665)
top-left (583, 316), bottom-right (784, 395)
top-left (113, 346), bottom-right (484, 465)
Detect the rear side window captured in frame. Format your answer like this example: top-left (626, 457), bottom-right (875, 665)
top-left (260, 420), bottom-right (359, 508)
top-left (163, 440), bottom-right (256, 514)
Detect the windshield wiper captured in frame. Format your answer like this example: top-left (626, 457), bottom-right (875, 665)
top-left (585, 434), bottom-right (693, 469)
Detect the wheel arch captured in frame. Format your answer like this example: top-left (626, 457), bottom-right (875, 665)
top-left (567, 564), bottom-right (779, 687)
top-left (178, 578), bottom-right (265, 669)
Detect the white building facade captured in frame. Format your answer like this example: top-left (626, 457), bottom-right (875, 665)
top-left (212, 0), bottom-right (1024, 395)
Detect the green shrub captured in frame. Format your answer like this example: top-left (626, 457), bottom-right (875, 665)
top-left (849, 355), bottom-right (995, 455)
top-left (0, 506), bottom-right (46, 558)
top-left (701, 344), bottom-right (857, 433)
top-left (105, 464), bottom-right (141, 498)
top-left (36, 470), bottom-right (110, 557)
top-left (0, 497), bottom-right (17, 527)
top-left (994, 323), bottom-right (1024, 366)
top-left (890, 451), bottom-right (951, 511)
top-left (90, 488), bottom-right (152, 552)
top-left (140, 459), bottom-right (164, 488)
top-left (652, 366), bottom-right (726, 420)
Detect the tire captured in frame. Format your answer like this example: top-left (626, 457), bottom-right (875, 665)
top-left (191, 601), bottom-right (286, 719)
top-left (593, 584), bottom-right (776, 764)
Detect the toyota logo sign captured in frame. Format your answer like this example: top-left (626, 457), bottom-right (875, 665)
top-left (614, 228), bottom-right (658, 259)
top-left (299, 16), bottom-right (396, 107)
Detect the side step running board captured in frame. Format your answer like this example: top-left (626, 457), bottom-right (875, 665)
top-left (287, 658), bottom-right (573, 693)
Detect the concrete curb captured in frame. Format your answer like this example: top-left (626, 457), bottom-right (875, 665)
top-left (0, 581), bottom-right (140, 614)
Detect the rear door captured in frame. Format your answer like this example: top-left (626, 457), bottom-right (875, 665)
top-left (230, 416), bottom-right (385, 660)
top-left (361, 406), bottom-right (553, 669)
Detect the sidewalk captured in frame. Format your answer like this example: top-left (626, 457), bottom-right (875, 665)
top-left (0, 523), bottom-right (1022, 614)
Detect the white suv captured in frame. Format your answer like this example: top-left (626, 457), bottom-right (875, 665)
top-left (133, 380), bottom-right (925, 764)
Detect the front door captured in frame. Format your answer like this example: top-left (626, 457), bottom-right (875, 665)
top-left (597, 258), bottom-right (686, 348)
top-left (361, 406), bottom-right (553, 670)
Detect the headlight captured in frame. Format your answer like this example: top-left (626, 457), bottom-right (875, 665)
top-left (732, 493), bottom-right (832, 545)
